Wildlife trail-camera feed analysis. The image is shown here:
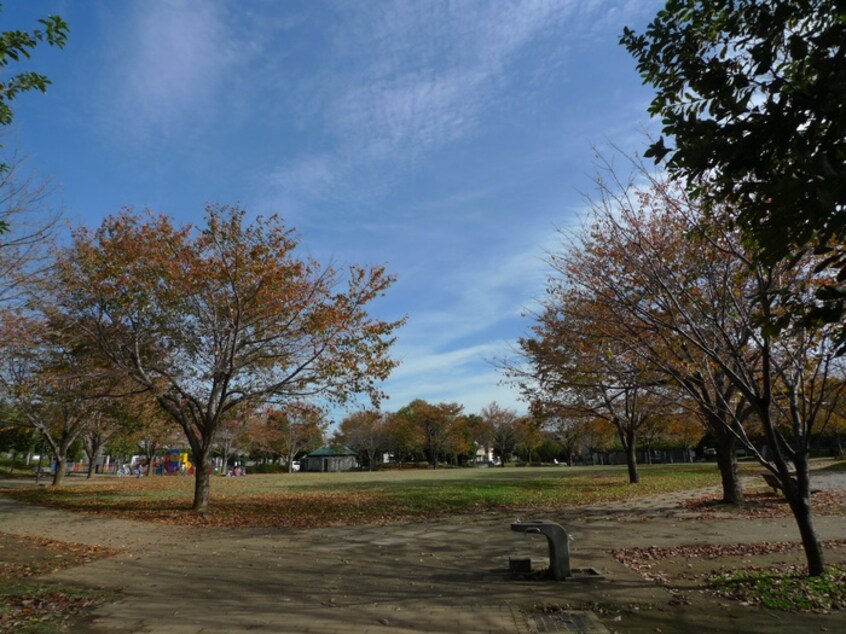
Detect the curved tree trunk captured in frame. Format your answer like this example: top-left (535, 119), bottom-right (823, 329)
top-left (786, 490), bottom-right (824, 576)
top-left (751, 353), bottom-right (825, 577)
top-left (784, 457), bottom-right (824, 576)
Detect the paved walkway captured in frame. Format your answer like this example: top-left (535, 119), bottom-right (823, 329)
top-left (1, 475), bottom-right (845, 633)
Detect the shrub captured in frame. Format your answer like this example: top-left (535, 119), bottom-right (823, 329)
top-left (247, 463), bottom-right (288, 474)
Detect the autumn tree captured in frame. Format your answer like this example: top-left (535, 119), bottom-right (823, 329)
top-left (0, 151), bottom-right (59, 308)
top-left (636, 412), bottom-right (674, 464)
top-left (394, 400), bottom-right (463, 469)
top-left (382, 409), bottom-right (422, 466)
top-left (213, 408), bottom-right (253, 475)
top-left (513, 415), bottom-right (543, 464)
top-left (658, 408), bottom-right (702, 463)
top-left (578, 418), bottom-right (617, 465)
top-left (445, 414), bottom-right (480, 465)
top-left (479, 402), bottom-right (519, 466)
top-left (338, 409), bottom-right (386, 471)
top-left (529, 399), bottom-right (632, 467)
top-left (79, 412), bottom-right (109, 478)
top-left (544, 415), bottom-right (594, 466)
top-left (535, 433), bottom-right (564, 464)
top-left (260, 403), bottom-right (326, 471)
top-left (568, 163), bottom-right (845, 576)
top-left (79, 411), bottom-right (121, 478)
top-left (0, 403), bottom-right (34, 473)
top-left (513, 294), bottom-right (665, 484)
top-left (0, 312), bottom-right (115, 486)
top-left (825, 391), bottom-right (846, 457)
top-left (52, 206), bottom-right (403, 511)
top-left (544, 161), bottom-right (754, 503)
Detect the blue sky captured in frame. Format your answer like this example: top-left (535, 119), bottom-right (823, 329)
top-left (4, 0), bottom-right (661, 417)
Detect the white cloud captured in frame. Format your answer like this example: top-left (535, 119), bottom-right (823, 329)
top-left (102, 0), bottom-right (242, 140)
top-left (391, 341), bottom-right (504, 381)
top-left (270, 154), bottom-right (343, 202)
top-left (385, 340), bottom-right (524, 414)
top-left (265, 0), bottom-right (591, 203)
top-left (339, 1), bottom-right (561, 148)
top-left (375, 230), bottom-right (556, 413)
top-left (260, 0), bottom-right (662, 209)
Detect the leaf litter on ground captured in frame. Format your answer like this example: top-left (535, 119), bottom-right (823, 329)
top-left (0, 532), bottom-right (119, 633)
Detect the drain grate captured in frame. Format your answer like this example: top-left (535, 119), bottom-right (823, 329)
top-left (527, 610), bottom-right (609, 633)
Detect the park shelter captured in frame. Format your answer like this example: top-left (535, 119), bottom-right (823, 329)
top-left (303, 445), bottom-right (358, 472)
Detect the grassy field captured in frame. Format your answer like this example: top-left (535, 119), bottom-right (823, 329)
top-left (2, 461), bottom-right (844, 626)
top-left (3, 463), bottom-right (730, 529)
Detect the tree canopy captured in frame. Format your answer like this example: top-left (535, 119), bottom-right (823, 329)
top-left (621, 0), bottom-right (846, 327)
top-left (52, 205), bottom-right (403, 510)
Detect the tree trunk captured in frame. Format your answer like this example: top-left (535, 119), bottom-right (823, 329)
top-left (618, 424), bottom-right (639, 484)
top-left (625, 443), bottom-right (639, 483)
top-left (784, 460), bottom-right (825, 576)
top-left (83, 436), bottom-right (101, 480)
top-left (51, 456), bottom-right (66, 487)
top-left (786, 493), bottom-right (825, 575)
top-left (713, 433), bottom-right (743, 505)
top-left (751, 357), bottom-right (824, 577)
top-left (192, 454), bottom-right (212, 512)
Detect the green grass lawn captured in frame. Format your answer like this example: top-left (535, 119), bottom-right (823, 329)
top-left (4, 463), bottom-right (727, 529)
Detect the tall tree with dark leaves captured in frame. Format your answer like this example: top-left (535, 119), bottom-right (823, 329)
top-left (621, 0), bottom-right (846, 340)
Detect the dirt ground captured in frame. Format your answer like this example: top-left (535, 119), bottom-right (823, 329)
top-left (1, 474), bottom-right (845, 634)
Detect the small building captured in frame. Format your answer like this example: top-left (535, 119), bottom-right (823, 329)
top-left (303, 445), bottom-right (358, 472)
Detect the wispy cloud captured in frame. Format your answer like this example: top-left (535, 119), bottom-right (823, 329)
top-left (101, 0), bottom-right (242, 140)
top-left (269, 0), bottom-right (588, 203)
top-left (376, 228), bottom-right (555, 411)
top-left (385, 340), bottom-right (524, 413)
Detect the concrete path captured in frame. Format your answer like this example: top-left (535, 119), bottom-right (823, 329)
top-left (1, 475), bottom-right (845, 633)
